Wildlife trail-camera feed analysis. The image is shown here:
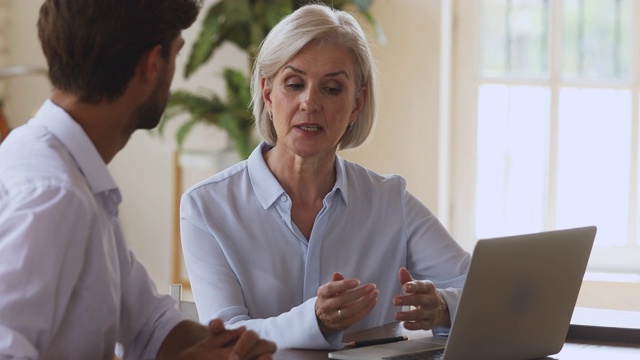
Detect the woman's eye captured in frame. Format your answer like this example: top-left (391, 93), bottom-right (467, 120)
top-left (325, 87), bottom-right (342, 94)
top-left (285, 82), bottom-right (304, 90)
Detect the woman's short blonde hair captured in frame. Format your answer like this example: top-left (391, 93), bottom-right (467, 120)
top-left (250, 3), bottom-right (377, 150)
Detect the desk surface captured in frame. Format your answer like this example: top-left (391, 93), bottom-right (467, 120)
top-left (274, 319), bottom-right (640, 360)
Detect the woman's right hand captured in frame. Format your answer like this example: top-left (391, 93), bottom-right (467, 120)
top-left (315, 272), bottom-right (379, 336)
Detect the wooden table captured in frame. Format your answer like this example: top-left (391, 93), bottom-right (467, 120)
top-left (275, 322), bottom-right (425, 360)
top-left (274, 318), bottom-right (640, 360)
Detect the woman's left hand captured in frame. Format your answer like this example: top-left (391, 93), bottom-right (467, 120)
top-left (393, 267), bottom-right (450, 331)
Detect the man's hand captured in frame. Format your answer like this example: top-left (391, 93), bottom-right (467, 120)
top-left (393, 267), bottom-right (450, 331)
top-left (157, 319), bottom-right (276, 360)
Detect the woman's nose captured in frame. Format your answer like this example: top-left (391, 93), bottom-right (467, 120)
top-left (301, 89), bottom-right (321, 113)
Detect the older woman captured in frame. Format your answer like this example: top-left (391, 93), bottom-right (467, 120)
top-left (180, 3), bottom-right (470, 350)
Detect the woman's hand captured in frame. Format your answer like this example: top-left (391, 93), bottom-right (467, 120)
top-left (393, 267), bottom-right (450, 331)
top-left (315, 272), bottom-right (378, 336)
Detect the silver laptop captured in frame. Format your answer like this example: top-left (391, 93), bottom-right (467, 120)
top-left (329, 226), bottom-right (597, 360)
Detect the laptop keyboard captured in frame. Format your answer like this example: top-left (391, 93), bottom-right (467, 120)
top-left (382, 349), bottom-right (445, 360)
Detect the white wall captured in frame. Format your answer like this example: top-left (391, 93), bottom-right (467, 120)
top-left (341, 0), bottom-right (447, 212)
top-left (3, 1), bottom-right (49, 127)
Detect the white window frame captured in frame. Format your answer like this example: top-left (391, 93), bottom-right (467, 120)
top-left (450, 0), bottom-right (640, 274)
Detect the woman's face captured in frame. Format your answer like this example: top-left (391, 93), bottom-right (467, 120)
top-left (262, 41), bottom-right (365, 160)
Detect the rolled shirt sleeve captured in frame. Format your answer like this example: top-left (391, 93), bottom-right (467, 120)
top-left (0, 100), bottom-right (185, 359)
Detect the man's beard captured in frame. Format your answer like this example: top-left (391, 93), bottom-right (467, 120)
top-left (131, 68), bottom-right (171, 131)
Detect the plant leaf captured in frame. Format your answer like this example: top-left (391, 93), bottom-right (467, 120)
top-left (157, 90), bottom-right (229, 144)
top-left (264, 0), bottom-right (294, 27)
top-left (186, 0), bottom-right (255, 77)
top-left (175, 116), bottom-right (201, 148)
top-left (222, 68), bottom-right (250, 108)
top-left (166, 90), bottom-right (226, 120)
top-left (219, 0), bottom-right (252, 50)
top-left (185, 2), bottom-right (226, 77)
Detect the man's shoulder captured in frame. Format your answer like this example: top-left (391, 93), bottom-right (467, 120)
top-left (0, 124), bottom-right (89, 198)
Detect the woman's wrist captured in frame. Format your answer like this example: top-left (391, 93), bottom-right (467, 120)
top-left (434, 291), bottom-right (451, 327)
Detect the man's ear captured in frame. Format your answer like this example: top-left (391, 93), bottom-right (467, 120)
top-left (138, 44), bottom-right (163, 84)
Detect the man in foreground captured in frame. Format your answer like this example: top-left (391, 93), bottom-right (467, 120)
top-left (0, 1), bottom-right (276, 359)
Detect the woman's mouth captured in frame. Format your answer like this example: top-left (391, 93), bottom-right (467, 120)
top-left (298, 125), bottom-right (321, 132)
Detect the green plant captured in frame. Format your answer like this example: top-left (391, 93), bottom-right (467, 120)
top-left (158, 0), bottom-right (383, 159)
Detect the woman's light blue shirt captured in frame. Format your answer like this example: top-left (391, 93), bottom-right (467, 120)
top-left (180, 142), bottom-right (470, 350)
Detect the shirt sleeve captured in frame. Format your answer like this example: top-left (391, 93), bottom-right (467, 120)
top-left (116, 235), bottom-right (185, 359)
top-left (0, 185), bottom-right (92, 359)
top-left (402, 185), bottom-right (471, 327)
top-left (181, 194), bottom-right (341, 350)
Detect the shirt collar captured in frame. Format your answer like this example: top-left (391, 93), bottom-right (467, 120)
top-left (247, 141), bottom-right (349, 208)
top-left (334, 155), bottom-right (348, 205)
top-left (247, 142), bottom-right (285, 209)
top-left (31, 99), bottom-right (118, 196)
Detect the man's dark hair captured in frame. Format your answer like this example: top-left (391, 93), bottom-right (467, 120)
top-left (38, 0), bottom-right (200, 104)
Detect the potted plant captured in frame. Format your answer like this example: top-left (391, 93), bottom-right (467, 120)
top-left (158, 0), bottom-right (384, 159)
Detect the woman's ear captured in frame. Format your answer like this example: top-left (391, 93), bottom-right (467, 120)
top-left (350, 86), bottom-right (367, 120)
top-left (261, 77), bottom-right (273, 111)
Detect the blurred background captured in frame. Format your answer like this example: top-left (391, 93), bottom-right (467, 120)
top-left (1, 0), bottom-right (637, 311)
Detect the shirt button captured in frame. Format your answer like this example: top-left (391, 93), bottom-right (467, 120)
top-left (280, 195), bottom-right (288, 202)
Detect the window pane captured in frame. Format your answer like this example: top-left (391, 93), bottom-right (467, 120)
top-left (562, 0), bottom-right (631, 80)
top-left (557, 88), bottom-right (631, 247)
top-left (481, 0), bottom-right (549, 78)
top-left (476, 85), bottom-right (550, 238)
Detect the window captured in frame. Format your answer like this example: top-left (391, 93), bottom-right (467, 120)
top-left (452, 0), bottom-right (639, 273)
